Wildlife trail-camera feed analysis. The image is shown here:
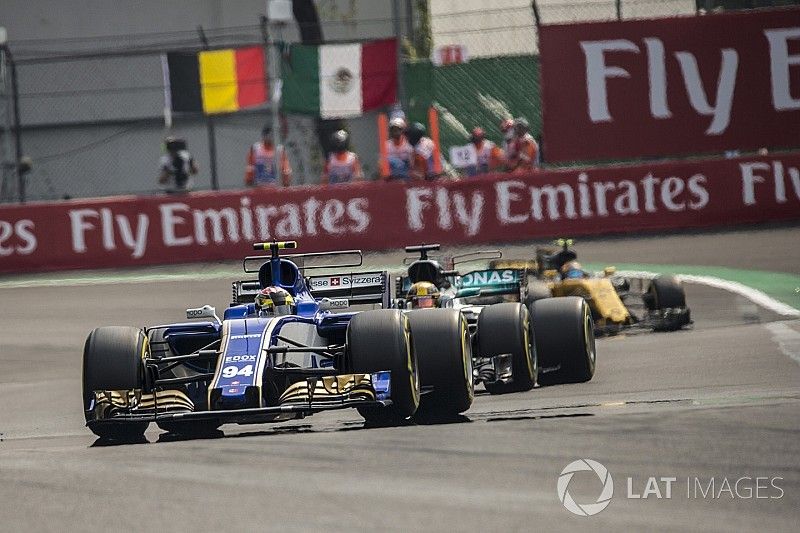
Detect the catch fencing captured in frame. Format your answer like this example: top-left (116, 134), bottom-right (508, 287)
top-left (0, 0), bottom-right (797, 202)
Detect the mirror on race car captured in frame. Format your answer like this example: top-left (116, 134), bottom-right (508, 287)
top-left (186, 305), bottom-right (221, 323)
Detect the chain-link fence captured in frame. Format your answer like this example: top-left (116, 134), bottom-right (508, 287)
top-left (0, 0), bottom-right (402, 203)
top-left (1, 0), bottom-right (797, 202)
top-left (407, 0), bottom-right (798, 172)
top-left (414, 0), bottom-right (699, 167)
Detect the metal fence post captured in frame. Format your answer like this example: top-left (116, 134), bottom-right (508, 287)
top-left (2, 44), bottom-right (24, 203)
top-left (393, 0), bottom-right (407, 109)
top-left (197, 26), bottom-right (220, 191)
top-left (261, 15), bottom-right (285, 186)
top-left (531, 0), bottom-right (542, 28)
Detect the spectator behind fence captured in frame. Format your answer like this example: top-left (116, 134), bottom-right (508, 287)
top-left (507, 117), bottom-right (539, 172)
top-left (384, 117), bottom-right (415, 180)
top-left (406, 122), bottom-right (437, 180)
top-left (246, 125), bottom-right (292, 187)
top-left (322, 130), bottom-right (363, 185)
top-left (158, 136), bottom-right (198, 193)
top-left (466, 127), bottom-right (504, 177)
top-left (499, 118), bottom-right (516, 170)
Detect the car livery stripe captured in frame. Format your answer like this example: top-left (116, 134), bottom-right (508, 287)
top-left (254, 316), bottom-right (309, 405)
top-left (208, 318), bottom-right (266, 405)
top-left (207, 320), bottom-right (232, 408)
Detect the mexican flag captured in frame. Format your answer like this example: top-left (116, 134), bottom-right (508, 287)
top-left (282, 39), bottom-right (397, 118)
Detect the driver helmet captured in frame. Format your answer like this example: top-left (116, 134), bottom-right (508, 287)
top-left (407, 281), bottom-right (440, 309)
top-left (560, 261), bottom-right (585, 280)
top-left (255, 286), bottom-right (295, 316)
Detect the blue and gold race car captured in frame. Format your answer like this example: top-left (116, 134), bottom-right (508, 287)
top-left (82, 241), bottom-right (473, 441)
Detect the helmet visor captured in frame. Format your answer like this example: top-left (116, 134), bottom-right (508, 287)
top-left (414, 296), bottom-right (436, 309)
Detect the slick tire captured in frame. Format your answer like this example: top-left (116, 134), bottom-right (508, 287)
top-left (478, 303), bottom-right (537, 394)
top-left (83, 326), bottom-right (149, 440)
top-left (407, 309), bottom-right (473, 417)
top-left (347, 310), bottom-right (420, 424)
top-left (524, 282), bottom-right (552, 307)
top-left (646, 276), bottom-right (687, 310)
top-left (533, 297), bottom-right (596, 385)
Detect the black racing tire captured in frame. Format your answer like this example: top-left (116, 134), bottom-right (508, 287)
top-left (533, 297), bottom-right (596, 385)
top-left (347, 310), bottom-right (420, 424)
top-left (524, 281), bottom-right (552, 308)
top-left (478, 303), bottom-right (537, 394)
top-left (407, 309), bottom-right (473, 416)
top-left (646, 276), bottom-right (686, 310)
top-left (82, 326), bottom-right (149, 439)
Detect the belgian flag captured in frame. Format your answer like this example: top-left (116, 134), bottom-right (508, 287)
top-left (165, 46), bottom-right (268, 114)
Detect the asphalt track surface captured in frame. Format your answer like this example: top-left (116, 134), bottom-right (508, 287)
top-left (1, 226), bottom-right (799, 532)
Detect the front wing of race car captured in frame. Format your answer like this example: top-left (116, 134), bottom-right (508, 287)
top-left (86, 371), bottom-right (392, 431)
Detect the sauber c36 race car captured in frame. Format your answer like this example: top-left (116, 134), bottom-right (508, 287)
top-left (395, 244), bottom-right (596, 391)
top-left (492, 239), bottom-right (692, 335)
top-left (82, 241), bottom-right (473, 441)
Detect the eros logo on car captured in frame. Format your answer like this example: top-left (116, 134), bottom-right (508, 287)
top-left (224, 354), bottom-right (258, 363)
top-left (460, 269), bottom-right (519, 287)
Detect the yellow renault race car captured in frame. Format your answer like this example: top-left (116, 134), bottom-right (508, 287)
top-left (492, 239), bottom-right (691, 335)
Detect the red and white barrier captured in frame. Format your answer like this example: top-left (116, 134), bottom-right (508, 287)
top-left (0, 153), bottom-right (798, 273)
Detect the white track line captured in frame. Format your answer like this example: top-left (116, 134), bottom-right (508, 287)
top-left (764, 322), bottom-right (800, 366)
top-left (617, 270), bottom-right (800, 318)
top-left (1, 266), bottom-right (797, 318)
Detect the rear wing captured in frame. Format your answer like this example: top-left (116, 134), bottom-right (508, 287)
top-left (307, 271), bottom-right (390, 308)
top-left (231, 271), bottom-right (390, 308)
top-left (455, 268), bottom-right (527, 299)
